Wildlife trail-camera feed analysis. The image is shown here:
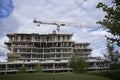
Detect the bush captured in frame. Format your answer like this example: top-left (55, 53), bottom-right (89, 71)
top-left (69, 55), bottom-right (88, 73)
top-left (18, 64), bottom-right (27, 73)
top-left (105, 70), bottom-right (120, 80)
top-left (110, 64), bottom-right (120, 70)
top-left (89, 70), bottom-right (120, 80)
top-left (35, 63), bottom-right (42, 73)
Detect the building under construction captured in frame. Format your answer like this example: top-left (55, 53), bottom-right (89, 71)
top-left (0, 31), bottom-right (109, 74)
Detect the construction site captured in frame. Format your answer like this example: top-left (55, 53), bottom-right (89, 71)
top-left (0, 19), bottom-right (109, 74)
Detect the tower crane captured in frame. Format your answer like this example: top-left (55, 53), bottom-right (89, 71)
top-left (33, 18), bottom-right (99, 32)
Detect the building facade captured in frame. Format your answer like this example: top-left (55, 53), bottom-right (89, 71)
top-left (0, 31), bottom-right (109, 73)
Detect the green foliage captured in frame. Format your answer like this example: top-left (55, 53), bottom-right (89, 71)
top-left (69, 55), bottom-right (88, 73)
top-left (18, 64), bottom-right (27, 73)
top-left (105, 41), bottom-right (120, 64)
top-left (104, 40), bottom-right (120, 70)
top-left (110, 64), bottom-right (120, 70)
top-left (89, 70), bottom-right (120, 80)
top-left (96, 0), bottom-right (120, 46)
top-left (35, 63), bottom-right (42, 73)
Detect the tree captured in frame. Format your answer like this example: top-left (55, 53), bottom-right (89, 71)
top-left (69, 55), bottom-right (88, 73)
top-left (96, 0), bottom-right (120, 46)
top-left (18, 64), bottom-right (27, 73)
top-left (35, 63), bottom-right (42, 73)
top-left (105, 41), bottom-right (120, 63)
top-left (105, 40), bottom-right (120, 70)
top-left (106, 41), bottom-right (115, 62)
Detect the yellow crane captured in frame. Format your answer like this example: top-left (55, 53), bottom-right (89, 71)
top-left (33, 18), bottom-right (100, 32)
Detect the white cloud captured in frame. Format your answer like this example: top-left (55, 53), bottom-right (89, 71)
top-left (91, 30), bottom-right (110, 36)
top-left (0, 36), bottom-right (9, 61)
top-left (0, 0), bottom-right (114, 61)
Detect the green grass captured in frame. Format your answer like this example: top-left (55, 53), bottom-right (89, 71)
top-left (0, 73), bottom-right (112, 80)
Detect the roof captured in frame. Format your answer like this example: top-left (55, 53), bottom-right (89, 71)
top-left (6, 33), bottom-right (73, 36)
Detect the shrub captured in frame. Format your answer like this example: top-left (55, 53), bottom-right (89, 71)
top-left (18, 64), bottom-right (27, 73)
top-left (35, 63), bottom-right (42, 73)
top-left (69, 55), bottom-right (88, 73)
top-left (89, 70), bottom-right (120, 80)
top-left (110, 64), bottom-right (120, 70)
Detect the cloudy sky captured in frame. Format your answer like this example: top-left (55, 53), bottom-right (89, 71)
top-left (0, 0), bottom-right (114, 61)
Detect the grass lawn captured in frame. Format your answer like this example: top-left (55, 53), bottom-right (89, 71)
top-left (0, 73), bottom-right (112, 80)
